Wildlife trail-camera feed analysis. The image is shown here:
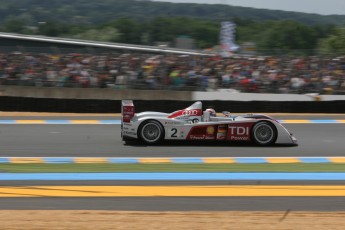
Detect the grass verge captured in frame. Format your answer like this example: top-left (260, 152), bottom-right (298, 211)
top-left (0, 163), bottom-right (344, 173)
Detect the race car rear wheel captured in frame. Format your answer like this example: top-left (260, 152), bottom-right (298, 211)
top-left (139, 120), bottom-right (164, 144)
top-left (251, 121), bottom-right (277, 146)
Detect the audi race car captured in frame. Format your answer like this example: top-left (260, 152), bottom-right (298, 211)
top-left (121, 100), bottom-right (297, 146)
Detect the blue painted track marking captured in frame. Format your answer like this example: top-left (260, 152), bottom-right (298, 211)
top-left (299, 158), bottom-right (331, 163)
top-left (0, 172), bottom-right (345, 180)
top-left (172, 158), bottom-right (204, 164)
top-left (235, 158), bottom-right (268, 163)
top-left (100, 120), bottom-right (121, 124)
top-left (0, 158), bottom-right (10, 163)
top-left (43, 158), bottom-right (74, 163)
top-left (108, 158), bottom-right (139, 164)
top-left (45, 120), bottom-right (71, 124)
top-left (0, 120), bottom-right (16, 124)
top-left (310, 120), bottom-right (339, 123)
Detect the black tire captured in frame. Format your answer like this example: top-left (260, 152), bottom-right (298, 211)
top-left (138, 120), bottom-right (164, 144)
top-left (251, 121), bottom-right (277, 146)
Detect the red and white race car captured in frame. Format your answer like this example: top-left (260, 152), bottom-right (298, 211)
top-left (121, 100), bottom-right (297, 146)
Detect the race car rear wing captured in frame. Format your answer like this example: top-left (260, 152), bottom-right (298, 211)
top-left (121, 100), bottom-right (135, 123)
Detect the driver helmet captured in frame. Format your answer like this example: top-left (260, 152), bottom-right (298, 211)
top-left (206, 108), bottom-right (216, 117)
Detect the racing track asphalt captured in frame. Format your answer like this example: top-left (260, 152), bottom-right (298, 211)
top-left (0, 116), bottom-right (344, 157)
top-left (0, 115), bottom-right (344, 210)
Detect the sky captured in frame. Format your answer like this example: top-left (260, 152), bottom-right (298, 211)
top-left (151, 0), bottom-right (345, 15)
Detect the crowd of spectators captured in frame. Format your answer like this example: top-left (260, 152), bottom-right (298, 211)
top-left (0, 51), bottom-right (345, 94)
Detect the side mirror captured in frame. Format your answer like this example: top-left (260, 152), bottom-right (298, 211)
top-left (222, 111), bottom-right (231, 117)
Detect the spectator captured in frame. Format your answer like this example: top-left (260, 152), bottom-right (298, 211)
top-left (0, 51), bottom-right (344, 95)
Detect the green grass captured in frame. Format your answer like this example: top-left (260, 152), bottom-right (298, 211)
top-left (0, 163), bottom-right (344, 173)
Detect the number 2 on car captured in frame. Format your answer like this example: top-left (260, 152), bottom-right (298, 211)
top-left (169, 128), bottom-right (178, 138)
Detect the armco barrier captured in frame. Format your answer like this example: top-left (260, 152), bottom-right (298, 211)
top-left (1, 96), bottom-right (345, 113)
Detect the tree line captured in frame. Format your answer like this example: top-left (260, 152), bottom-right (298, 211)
top-left (0, 0), bottom-right (344, 55)
top-left (2, 16), bottom-right (344, 55)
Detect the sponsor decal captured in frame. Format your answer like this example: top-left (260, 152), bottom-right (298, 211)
top-left (164, 121), bottom-right (181, 125)
top-left (230, 136), bottom-right (249, 141)
top-left (227, 123), bottom-right (253, 142)
top-left (187, 125), bottom-right (216, 140)
top-left (217, 125), bottom-right (227, 133)
top-left (206, 126), bottom-right (215, 135)
top-left (217, 132), bottom-right (226, 140)
top-left (123, 131), bottom-right (136, 136)
top-left (189, 126), bottom-right (207, 135)
top-left (189, 135), bottom-right (215, 140)
top-left (182, 110), bottom-right (199, 116)
top-left (122, 105), bottom-right (135, 123)
top-left (168, 109), bottom-right (202, 118)
top-left (175, 116), bottom-right (189, 120)
top-left (123, 107), bottom-right (134, 115)
top-left (216, 125), bottom-right (227, 140)
top-left (190, 135), bottom-right (205, 140)
top-left (123, 107), bottom-right (134, 113)
top-left (228, 126), bottom-right (249, 135)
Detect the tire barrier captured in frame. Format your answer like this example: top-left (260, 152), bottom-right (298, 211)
top-left (1, 96), bottom-right (345, 113)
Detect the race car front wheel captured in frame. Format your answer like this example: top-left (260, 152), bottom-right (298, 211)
top-left (251, 121), bottom-right (277, 146)
top-left (139, 120), bottom-right (164, 144)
